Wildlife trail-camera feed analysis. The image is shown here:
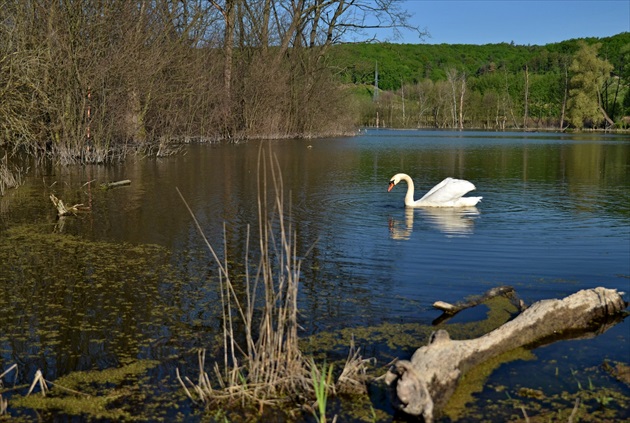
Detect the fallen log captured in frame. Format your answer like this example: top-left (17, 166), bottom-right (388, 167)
top-left (384, 287), bottom-right (627, 423)
top-left (100, 179), bottom-right (131, 190)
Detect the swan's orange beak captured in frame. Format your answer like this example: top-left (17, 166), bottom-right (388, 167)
top-left (388, 181), bottom-right (395, 192)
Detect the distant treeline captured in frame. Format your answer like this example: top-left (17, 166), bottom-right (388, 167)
top-left (327, 33), bottom-right (630, 130)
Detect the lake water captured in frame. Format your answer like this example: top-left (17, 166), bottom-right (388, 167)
top-left (0, 129), bottom-right (628, 421)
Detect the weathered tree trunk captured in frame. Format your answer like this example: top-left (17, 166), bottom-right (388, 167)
top-left (560, 63), bottom-right (569, 130)
top-left (447, 68), bottom-right (458, 128)
top-left (458, 73), bottom-right (466, 129)
top-left (597, 86), bottom-right (615, 127)
top-left (523, 64), bottom-right (529, 129)
top-left (384, 287), bottom-right (627, 423)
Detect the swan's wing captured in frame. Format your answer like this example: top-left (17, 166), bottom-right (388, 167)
top-left (419, 177), bottom-right (476, 203)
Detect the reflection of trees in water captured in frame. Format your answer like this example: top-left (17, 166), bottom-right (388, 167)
top-left (565, 142), bottom-right (629, 182)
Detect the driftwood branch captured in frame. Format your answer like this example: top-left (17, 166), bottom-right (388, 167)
top-left (384, 287), bottom-right (627, 423)
top-left (49, 194), bottom-right (89, 216)
top-left (431, 285), bottom-right (526, 325)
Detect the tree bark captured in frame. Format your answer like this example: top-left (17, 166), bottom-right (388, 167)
top-left (384, 287), bottom-right (627, 423)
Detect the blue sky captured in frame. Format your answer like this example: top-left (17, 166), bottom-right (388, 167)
top-left (372, 0), bottom-right (630, 45)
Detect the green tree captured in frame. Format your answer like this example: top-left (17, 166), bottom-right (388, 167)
top-left (567, 41), bottom-right (614, 129)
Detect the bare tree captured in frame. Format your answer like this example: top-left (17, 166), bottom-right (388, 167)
top-left (447, 68), bottom-right (459, 127)
top-left (446, 68), bottom-right (466, 129)
top-left (1, 0), bottom-right (424, 159)
top-left (412, 80), bottom-right (433, 128)
top-left (458, 72), bottom-right (466, 129)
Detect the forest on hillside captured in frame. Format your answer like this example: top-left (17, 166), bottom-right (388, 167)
top-left (328, 33), bottom-right (630, 130)
top-left (0, 0), bottom-right (627, 165)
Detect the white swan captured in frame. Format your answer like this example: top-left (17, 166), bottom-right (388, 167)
top-left (388, 173), bottom-right (482, 207)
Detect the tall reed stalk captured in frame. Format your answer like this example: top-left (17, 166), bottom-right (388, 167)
top-left (176, 147), bottom-right (310, 407)
top-left (176, 147), bottom-right (370, 415)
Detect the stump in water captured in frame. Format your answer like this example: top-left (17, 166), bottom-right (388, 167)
top-left (384, 287), bottom-right (627, 423)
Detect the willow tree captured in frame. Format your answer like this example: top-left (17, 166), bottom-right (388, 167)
top-left (567, 41), bottom-right (614, 129)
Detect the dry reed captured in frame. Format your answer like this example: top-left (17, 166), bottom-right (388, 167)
top-left (176, 147), bottom-right (310, 409)
top-left (0, 364), bottom-right (18, 415)
top-left (176, 147), bottom-right (370, 414)
top-left (0, 154), bottom-right (25, 196)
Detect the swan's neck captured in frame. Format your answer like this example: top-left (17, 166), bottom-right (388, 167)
top-left (401, 174), bottom-right (416, 206)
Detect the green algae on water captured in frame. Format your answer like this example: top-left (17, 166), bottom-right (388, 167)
top-left (12, 360), bottom-right (160, 420)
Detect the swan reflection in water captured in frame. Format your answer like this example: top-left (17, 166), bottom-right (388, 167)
top-left (388, 207), bottom-right (480, 240)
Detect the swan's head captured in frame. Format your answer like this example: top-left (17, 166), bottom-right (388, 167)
top-left (388, 174), bottom-right (402, 192)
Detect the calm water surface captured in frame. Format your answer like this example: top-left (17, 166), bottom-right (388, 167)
top-left (1, 129), bottom-right (629, 420)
